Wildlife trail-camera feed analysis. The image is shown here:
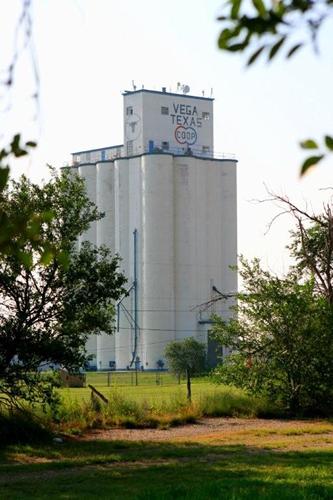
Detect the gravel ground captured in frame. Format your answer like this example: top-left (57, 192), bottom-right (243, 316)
top-left (77, 417), bottom-right (333, 443)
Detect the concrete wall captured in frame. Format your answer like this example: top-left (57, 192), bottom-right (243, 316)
top-left (78, 163), bottom-right (98, 365)
top-left (78, 154), bottom-right (237, 370)
top-left (123, 90), bottom-right (214, 156)
top-left (96, 162), bottom-right (116, 369)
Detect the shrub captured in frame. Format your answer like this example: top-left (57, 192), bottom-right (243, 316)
top-left (0, 408), bottom-right (52, 445)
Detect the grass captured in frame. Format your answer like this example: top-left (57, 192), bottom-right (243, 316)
top-left (0, 420), bottom-right (332, 499)
top-left (0, 380), bottom-right (270, 443)
top-left (51, 383), bottom-right (264, 434)
top-left (59, 375), bottom-right (212, 403)
top-left (84, 370), bottom-right (180, 388)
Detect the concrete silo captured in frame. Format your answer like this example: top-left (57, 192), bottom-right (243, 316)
top-left (71, 86), bottom-right (237, 370)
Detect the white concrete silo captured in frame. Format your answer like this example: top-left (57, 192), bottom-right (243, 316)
top-left (78, 163), bottom-right (98, 365)
top-left (72, 87), bottom-right (238, 370)
top-left (96, 161), bottom-right (116, 369)
top-left (139, 154), bottom-right (176, 369)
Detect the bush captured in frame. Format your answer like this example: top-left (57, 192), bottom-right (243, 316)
top-left (0, 408), bottom-right (52, 445)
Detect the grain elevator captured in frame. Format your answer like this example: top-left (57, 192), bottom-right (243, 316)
top-left (70, 86), bottom-right (237, 370)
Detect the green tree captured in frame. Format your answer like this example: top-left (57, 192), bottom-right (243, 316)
top-left (165, 338), bottom-right (206, 401)
top-left (217, 0), bottom-right (333, 175)
top-left (0, 170), bottom-right (126, 408)
top-left (0, 2), bottom-right (52, 260)
top-left (212, 257), bottom-right (333, 414)
top-left (0, 135), bottom-right (50, 263)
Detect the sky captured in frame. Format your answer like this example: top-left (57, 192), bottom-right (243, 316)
top-left (1, 0), bottom-right (333, 275)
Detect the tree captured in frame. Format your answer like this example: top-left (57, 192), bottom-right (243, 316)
top-left (263, 191), bottom-right (333, 303)
top-left (0, 170), bottom-right (127, 408)
top-left (165, 338), bottom-right (206, 401)
top-left (217, 0), bottom-right (333, 175)
top-left (0, 2), bottom-right (47, 258)
top-left (212, 255), bottom-right (333, 414)
top-left (212, 193), bottom-right (333, 414)
top-left (287, 203), bottom-right (333, 304)
top-left (0, 135), bottom-right (52, 263)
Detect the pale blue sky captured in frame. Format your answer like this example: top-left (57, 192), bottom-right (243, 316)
top-left (1, 0), bottom-right (332, 274)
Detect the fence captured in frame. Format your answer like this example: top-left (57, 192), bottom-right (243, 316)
top-left (84, 370), bottom-right (181, 388)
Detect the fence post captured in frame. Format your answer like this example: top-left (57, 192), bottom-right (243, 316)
top-left (135, 367), bottom-right (138, 386)
top-left (107, 372), bottom-right (111, 387)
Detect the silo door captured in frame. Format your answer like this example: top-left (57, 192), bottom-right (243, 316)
top-left (207, 330), bottom-right (222, 368)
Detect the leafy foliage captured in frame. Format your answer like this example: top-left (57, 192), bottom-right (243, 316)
top-left (212, 257), bottom-right (333, 414)
top-left (165, 338), bottom-right (206, 400)
top-left (0, 170), bottom-right (127, 408)
top-left (299, 136), bottom-right (333, 175)
top-left (0, 135), bottom-right (51, 261)
top-left (217, 0), bottom-right (333, 175)
top-left (217, 0), bottom-right (333, 65)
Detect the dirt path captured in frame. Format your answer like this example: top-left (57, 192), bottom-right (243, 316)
top-left (77, 417), bottom-right (333, 449)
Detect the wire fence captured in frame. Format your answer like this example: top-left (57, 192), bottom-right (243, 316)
top-left (84, 370), bottom-right (181, 388)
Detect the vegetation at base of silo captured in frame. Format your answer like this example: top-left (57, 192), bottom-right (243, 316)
top-left (165, 338), bottom-right (207, 401)
top-left (212, 195), bottom-right (333, 416)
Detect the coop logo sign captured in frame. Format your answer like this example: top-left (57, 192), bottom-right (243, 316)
top-left (175, 125), bottom-right (197, 145)
top-left (170, 103), bottom-right (202, 145)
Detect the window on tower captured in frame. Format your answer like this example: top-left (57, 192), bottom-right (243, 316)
top-left (161, 106), bottom-right (169, 115)
top-left (126, 106), bottom-right (133, 115)
top-left (162, 141), bottom-right (169, 150)
top-left (202, 111), bottom-right (210, 120)
top-left (126, 140), bottom-right (133, 156)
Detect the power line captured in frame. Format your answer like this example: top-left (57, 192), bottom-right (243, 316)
top-left (116, 326), bottom-right (214, 333)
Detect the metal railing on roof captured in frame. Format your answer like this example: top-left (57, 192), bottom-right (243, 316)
top-left (72, 145), bottom-right (236, 165)
top-left (142, 145), bottom-right (236, 160)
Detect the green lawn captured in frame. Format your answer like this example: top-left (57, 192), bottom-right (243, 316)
top-left (1, 421), bottom-right (333, 499)
top-left (59, 379), bottom-right (218, 404)
top-left (85, 370), bottom-right (180, 388)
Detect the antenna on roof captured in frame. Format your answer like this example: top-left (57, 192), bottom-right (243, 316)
top-left (177, 82), bottom-right (181, 92)
top-left (182, 84), bottom-right (190, 94)
top-left (210, 88), bottom-right (213, 97)
top-left (202, 90), bottom-right (205, 97)
top-left (132, 80), bottom-right (137, 91)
